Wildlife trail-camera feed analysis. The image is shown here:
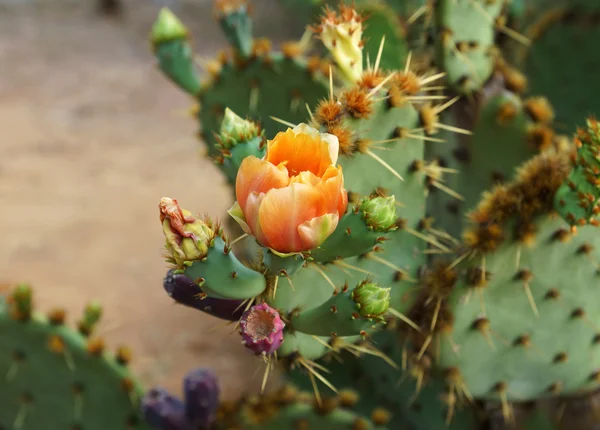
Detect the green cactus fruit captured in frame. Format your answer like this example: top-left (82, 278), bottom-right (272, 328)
top-left (289, 280), bottom-right (390, 336)
top-left (150, 8), bottom-right (201, 95)
top-left (215, 108), bottom-right (266, 184)
top-left (434, 0), bottom-right (505, 94)
top-left (214, 0), bottom-right (254, 58)
top-left (0, 285), bottom-right (149, 430)
top-left (554, 118), bottom-right (600, 228)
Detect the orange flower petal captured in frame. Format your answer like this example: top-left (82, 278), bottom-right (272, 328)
top-left (236, 156), bottom-right (290, 213)
top-left (244, 192), bottom-right (271, 248)
top-left (315, 166), bottom-right (348, 217)
top-left (266, 129), bottom-right (332, 178)
top-left (258, 183), bottom-right (322, 253)
top-left (297, 213), bottom-right (340, 250)
top-left (289, 171), bottom-right (321, 186)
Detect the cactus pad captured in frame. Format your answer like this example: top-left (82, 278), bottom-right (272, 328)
top-left (434, 141), bottom-right (600, 401)
top-left (0, 285), bottom-right (149, 430)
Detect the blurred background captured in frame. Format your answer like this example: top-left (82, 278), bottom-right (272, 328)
top-left (0, 0), bottom-right (304, 399)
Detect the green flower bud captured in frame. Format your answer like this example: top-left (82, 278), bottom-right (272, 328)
top-left (160, 197), bottom-right (215, 267)
top-left (351, 281), bottom-right (390, 320)
top-left (151, 8), bottom-right (188, 46)
top-left (218, 108), bottom-right (262, 149)
top-left (359, 196), bottom-right (398, 231)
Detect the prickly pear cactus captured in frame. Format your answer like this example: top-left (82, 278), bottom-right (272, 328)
top-left (151, 0), bottom-right (600, 429)
top-left (0, 285), bottom-right (149, 430)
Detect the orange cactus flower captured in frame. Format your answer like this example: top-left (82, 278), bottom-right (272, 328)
top-left (229, 123), bottom-right (348, 253)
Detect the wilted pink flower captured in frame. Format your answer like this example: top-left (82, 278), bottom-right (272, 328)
top-left (239, 303), bottom-right (285, 355)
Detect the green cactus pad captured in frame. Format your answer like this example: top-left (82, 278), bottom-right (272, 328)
top-left (151, 9), bottom-right (201, 96)
top-left (358, 1), bottom-right (409, 72)
top-left (309, 201), bottom-right (395, 263)
top-left (290, 281), bottom-right (390, 336)
top-left (198, 51), bottom-right (330, 156)
top-left (261, 71), bottom-right (435, 360)
top-left (426, 77), bottom-right (562, 237)
top-left (439, 214), bottom-right (600, 401)
top-left (360, 330), bottom-right (479, 430)
top-left (181, 237), bottom-right (267, 300)
top-left (0, 285), bottom-right (149, 430)
top-left (513, 5), bottom-right (600, 132)
top-left (431, 140), bottom-right (600, 401)
top-left (434, 0), bottom-right (504, 94)
top-left (216, 385), bottom-right (389, 429)
top-left (214, 0), bottom-right (254, 58)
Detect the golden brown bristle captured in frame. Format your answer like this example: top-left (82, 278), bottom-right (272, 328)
top-left (315, 99), bottom-right (343, 125)
top-left (327, 123), bottom-right (355, 155)
top-left (341, 88), bottom-right (373, 119)
top-left (524, 97), bottom-right (555, 124)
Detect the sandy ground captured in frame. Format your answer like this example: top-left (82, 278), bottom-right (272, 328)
top-left (0, 0), bottom-right (304, 398)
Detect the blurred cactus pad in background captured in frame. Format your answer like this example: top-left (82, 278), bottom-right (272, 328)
top-left (3, 0), bottom-right (600, 428)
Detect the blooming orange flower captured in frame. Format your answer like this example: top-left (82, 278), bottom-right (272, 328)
top-left (230, 124), bottom-right (348, 253)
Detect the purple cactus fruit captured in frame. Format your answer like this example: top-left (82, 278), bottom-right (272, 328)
top-left (239, 303), bottom-right (285, 355)
top-left (163, 270), bottom-right (244, 321)
top-left (183, 368), bottom-right (220, 429)
top-left (140, 387), bottom-right (191, 430)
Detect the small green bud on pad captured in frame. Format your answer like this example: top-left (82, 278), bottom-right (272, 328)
top-left (351, 281), bottom-right (390, 321)
top-left (218, 108), bottom-right (262, 149)
top-left (359, 196), bottom-right (398, 232)
top-left (151, 8), bottom-right (188, 46)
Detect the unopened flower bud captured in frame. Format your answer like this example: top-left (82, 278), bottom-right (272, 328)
top-left (314, 5), bottom-right (364, 82)
top-left (359, 196), bottom-right (398, 232)
top-left (218, 108), bottom-right (261, 149)
top-left (351, 282), bottom-right (390, 321)
top-left (159, 197), bottom-right (214, 267)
